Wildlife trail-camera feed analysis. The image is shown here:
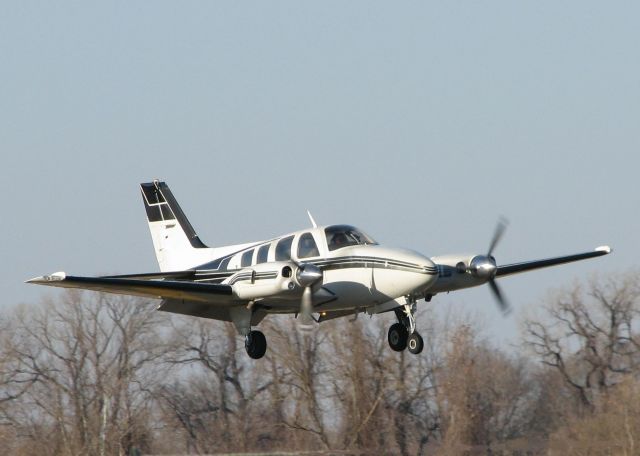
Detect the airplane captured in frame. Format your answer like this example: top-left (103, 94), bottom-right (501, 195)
top-left (28, 180), bottom-right (612, 359)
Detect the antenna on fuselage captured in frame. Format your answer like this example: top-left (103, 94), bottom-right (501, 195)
top-left (306, 210), bottom-right (318, 228)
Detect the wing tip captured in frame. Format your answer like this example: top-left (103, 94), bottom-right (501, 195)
top-left (26, 271), bottom-right (67, 284)
top-left (595, 245), bottom-right (612, 254)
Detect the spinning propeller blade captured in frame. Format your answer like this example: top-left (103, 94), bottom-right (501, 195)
top-left (487, 217), bottom-right (511, 316)
top-left (298, 286), bottom-right (315, 330)
top-left (294, 262), bottom-right (323, 331)
top-left (487, 217), bottom-right (508, 257)
top-left (488, 278), bottom-right (511, 316)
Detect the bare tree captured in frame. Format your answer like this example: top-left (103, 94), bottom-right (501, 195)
top-left (548, 377), bottom-right (640, 455)
top-left (0, 291), bottom-right (172, 456)
top-left (155, 377), bottom-right (224, 454)
top-left (523, 272), bottom-right (640, 411)
top-left (326, 319), bottom-right (388, 452)
top-left (329, 317), bottom-right (437, 456)
top-left (163, 317), bottom-right (279, 453)
top-left (9, 280), bottom-right (632, 454)
top-left (266, 317), bottom-right (335, 451)
top-left (434, 323), bottom-right (543, 455)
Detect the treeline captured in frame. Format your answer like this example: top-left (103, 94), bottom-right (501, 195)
top-left (0, 272), bottom-right (639, 455)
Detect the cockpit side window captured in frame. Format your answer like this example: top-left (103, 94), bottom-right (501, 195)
top-left (256, 244), bottom-right (270, 264)
top-left (275, 236), bottom-right (294, 261)
top-left (325, 225), bottom-right (377, 251)
top-left (297, 232), bottom-right (320, 259)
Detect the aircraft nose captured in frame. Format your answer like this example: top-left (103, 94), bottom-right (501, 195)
top-left (364, 245), bottom-right (438, 297)
top-left (376, 247), bottom-right (437, 275)
top-left (405, 250), bottom-right (437, 273)
top-left (418, 255), bottom-right (438, 282)
top-left (398, 249), bottom-right (438, 285)
top-left (405, 253), bottom-right (438, 294)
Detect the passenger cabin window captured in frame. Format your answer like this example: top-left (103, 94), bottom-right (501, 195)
top-left (256, 244), bottom-right (269, 264)
top-left (297, 232), bottom-right (319, 258)
top-left (220, 257), bottom-right (231, 270)
top-left (275, 236), bottom-right (294, 261)
top-left (325, 225), bottom-right (377, 251)
top-left (241, 249), bottom-right (254, 267)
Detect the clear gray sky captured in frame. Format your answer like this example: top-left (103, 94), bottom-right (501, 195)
top-left (2, 2), bottom-right (637, 346)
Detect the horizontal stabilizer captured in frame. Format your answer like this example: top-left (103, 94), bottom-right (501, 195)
top-left (27, 273), bottom-right (233, 304)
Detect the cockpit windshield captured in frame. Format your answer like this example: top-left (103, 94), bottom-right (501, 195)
top-left (325, 225), bottom-right (377, 251)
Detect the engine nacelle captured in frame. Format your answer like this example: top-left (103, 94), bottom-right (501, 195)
top-left (229, 261), bottom-right (301, 301)
top-left (428, 254), bottom-right (491, 294)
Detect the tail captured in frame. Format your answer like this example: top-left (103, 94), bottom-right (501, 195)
top-left (140, 180), bottom-right (214, 272)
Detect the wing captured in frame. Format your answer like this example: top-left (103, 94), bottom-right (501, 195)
top-left (26, 272), bottom-right (235, 305)
top-left (496, 246), bottom-right (611, 277)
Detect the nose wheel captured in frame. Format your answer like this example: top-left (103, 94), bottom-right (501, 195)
top-left (407, 332), bottom-right (424, 354)
top-left (387, 300), bottom-right (424, 355)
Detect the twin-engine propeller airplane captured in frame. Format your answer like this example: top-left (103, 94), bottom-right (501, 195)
top-left (28, 181), bottom-right (612, 359)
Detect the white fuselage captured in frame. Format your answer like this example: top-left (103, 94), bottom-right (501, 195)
top-left (190, 225), bottom-right (438, 315)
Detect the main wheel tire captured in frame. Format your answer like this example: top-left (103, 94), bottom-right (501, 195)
top-left (407, 332), bottom-right (424, 355)
top-left (388, 323), bottom-right (409, 351)
top-left (245, 330), bottom-right (267, 359)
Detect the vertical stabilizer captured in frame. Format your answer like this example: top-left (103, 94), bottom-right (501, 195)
top-left (140, 181), bottom-right (214, 272)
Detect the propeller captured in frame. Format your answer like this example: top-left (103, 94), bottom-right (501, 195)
top-left (467, 218), bottom-right (512, 316)
top-left (294, 262), bottom-right (323, 329)
top-left (488, 217), bottom-right (508, 258)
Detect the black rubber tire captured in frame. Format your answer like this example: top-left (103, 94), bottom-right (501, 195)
top-left (245, 330), bottom-right (267, 359)
top-left (407, 332), bottom-right (424, 355)
top-left (388, 323), bottom-right (409, 351)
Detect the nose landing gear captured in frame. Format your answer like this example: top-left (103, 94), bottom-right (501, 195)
top-left (387, 299), bottom-right (424, 355)
top-left (407, 332), bottom-right (424, 354)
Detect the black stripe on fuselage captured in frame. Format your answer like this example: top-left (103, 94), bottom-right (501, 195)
top-left (196, 241), bottom-right (272, 271)
top-left (192, 256), bottom-right (435, 285)
top-left (313, 256), bottom-right (437, 275)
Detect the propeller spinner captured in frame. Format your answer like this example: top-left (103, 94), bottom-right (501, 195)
top-left (467, 218), bottom-right (512, 315)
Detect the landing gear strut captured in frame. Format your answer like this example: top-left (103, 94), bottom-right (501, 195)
top-left (245, 330), bottom-right (267, 359)
top-left (387, 298), bottom-right (424, 355)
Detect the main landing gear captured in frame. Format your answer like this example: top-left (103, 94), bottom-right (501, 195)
top-left (245, 330), bottom-right (267, 359)
top-left (387, 300), bottom-right (424, 355)
top-left (230, 307), bottom-right (268, 360)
